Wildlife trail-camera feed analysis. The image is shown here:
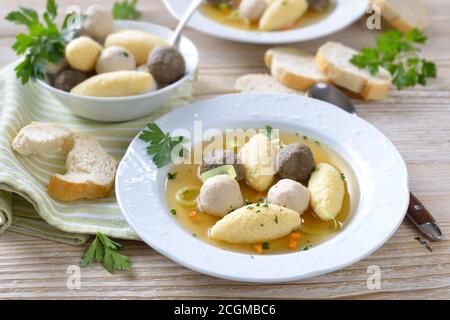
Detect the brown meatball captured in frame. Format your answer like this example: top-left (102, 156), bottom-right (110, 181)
top-left (54, 69), bottom-right (89, 92)
top-left (148, 46), bottom-right (186, 85)
top-left (307, 0), bottom-right (331, 11)
top-left (198, 149), bottom-right (245, 182)
top-left (278, 143), bottom-right (315, 185)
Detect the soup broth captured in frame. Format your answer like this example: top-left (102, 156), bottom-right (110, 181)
top-left (165, 132), bottom-right (359, 255)
top-left (200, 1), bottom-right (335, 32)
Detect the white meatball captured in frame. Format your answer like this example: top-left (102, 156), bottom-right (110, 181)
top-left (82, 5), bottom-right (114, 41)
top-left (239, 0), bottom-right (269, 21)
top-left (267, 179), bottom-right (310, 214)
top-left (197, 175), bottom-right (244, 217)
top-left (136, 64), bottom-right (150, 73)
top-left (96, 46), bottom-right (136, 74)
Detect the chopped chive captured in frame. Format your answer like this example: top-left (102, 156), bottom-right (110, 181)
top-left (170, 209), bottom-right (177, 216)
top-left (262, 242), bottom-right (270, 250)
top-left (167, 172), bottom-right (178, 180)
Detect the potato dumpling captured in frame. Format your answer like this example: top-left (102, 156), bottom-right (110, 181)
top-left (239, 0), bottom-right (269, 21)
top-left (96, 46), bottom-right (136, 74)
top-left (70, 71), bottom-right (157, 97)
top-left (105, 30), bottom-right (167, 65)
top-left (210, 203), bottom-right (301, 244)
top-left (267, 179), bottom-right (310, 214)
top-left (197, 174), bottom-right (244, 217)
top-left (259, 0), bottom-right (309, 31)
top-left (65, 37), bottom-right (102, 72)
top-left (238, 133), bottom-right (278, 192)
top-left (82, 4), bottom-right (114, 41)
top-left (308, 163), bottom-right (344, 221)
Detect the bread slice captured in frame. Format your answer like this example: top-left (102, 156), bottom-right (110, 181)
top-left (12, 122), bottom-right (74, 156)
top-left (315, 42), bottom-right (392, 100)
top-left (234, 74), bottom-right (303, 94)
top-left (48, 136), bottom-right (118, 201)
top-left (372, 0), bottom-right (428, 33)
top-left (265, 47), bottom-right (328, 91)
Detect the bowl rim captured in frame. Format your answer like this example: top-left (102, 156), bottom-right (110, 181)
top-left (115, 93), bottom-right (410, 283)
top-left (36, 20), bottom-right (199, 102)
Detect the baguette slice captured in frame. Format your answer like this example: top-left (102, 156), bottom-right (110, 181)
top-left (372, 0), bottom-right (428, 33)
top-left (12, 122), bottom-right (74, 156)
top-left (316, 42), bottom-right (392, 100)
top-left (234, 74), bottom-right (303, 94)
top-left (265, 47), bottom-right (328, 91)
top-left (48, 136), bottom-right (118, 201)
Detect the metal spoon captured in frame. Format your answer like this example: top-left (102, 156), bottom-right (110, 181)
top-left (170, 0), bottom-right (203, 48)
top-left (308, 82), bottom-right (443, 241)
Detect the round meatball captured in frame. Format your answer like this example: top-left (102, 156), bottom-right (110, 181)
top-left (197, 175), bottom-right (244, 217)
top-left (136, 64), bottom-right (150, 73)
top-left (82, 4), bottom-right (114, 40)
top-left (198, 149), bottom-right (245, 182)
top-left (278, 143), bottom-right (315, 184)
top-left (148, 45), bottom-right (186, 85)
top-left (267, 179), bottom-right (310, 214)
top-left (96, 46), bottom-right (136, 74)
top-left (54, 69), bottom-right (89, 92)
top-left (307, 0), bottom-right (331, 11)
top-left (65, 36), bottom-right (102, 72)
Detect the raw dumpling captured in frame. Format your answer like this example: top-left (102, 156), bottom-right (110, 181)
top-left (267, 179), bottom-right (310, 214)
top-left (210, 203), bottom-right (301, 244)
top-left (238, 133), bottom-right (278, 192)
top-left (308, 163), bottom-right (344, 221)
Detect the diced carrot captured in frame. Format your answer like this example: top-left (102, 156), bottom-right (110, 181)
top-left (289, 240), bottom-right (299, 250)
top-left (254, 244), bottom-right (263, 253)
top-left (290, 232), bottom-right (301, 241)
top-left (188, 211), bottom-right (198, 220)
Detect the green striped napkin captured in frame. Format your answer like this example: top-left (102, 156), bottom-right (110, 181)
top-left (0, 62), bottom-right (196, 245)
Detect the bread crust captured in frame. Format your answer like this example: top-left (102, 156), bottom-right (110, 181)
top-left (48, 175), bottom-right (114, 202)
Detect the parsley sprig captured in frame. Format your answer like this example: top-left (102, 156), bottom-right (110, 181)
top-left (139, 122), bottom-right (187, 168)
top-left (350, 29), bottom-right (437, 90)
top-left (6, 0), bottom-right (77, 84)
top-left (80, 232), bottom-right (131, 273)
top-left (113, 0), bottom-right (141, 20)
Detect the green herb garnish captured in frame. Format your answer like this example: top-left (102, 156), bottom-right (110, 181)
top-left (340, 173), bottom-right (346, 181)
top-left (113, 0), bottom-right (141, 20)
top-left (139, 122), bottom-right (187, 168)
top-left (80, 232), bottom-right (131, 273)
top-left (6, 0), bottom-right (77, 84)
top-left (167, 172), bottom-right (178, 180)
top-left (170, 209), bottom-right (177, 216)
top-left (262, 242), bottom-right (270, 250)
top-left (350, 29), bottom-right (437, 90)
top-left (265, 125), bottom-right (273, 139)
top-left (275, 215), bottom-right (279, 224)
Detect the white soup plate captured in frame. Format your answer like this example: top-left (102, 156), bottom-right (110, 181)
top-left (116, 93), bottom-right (409, 283)
top-left (163, 0), bottom-right (370, 44)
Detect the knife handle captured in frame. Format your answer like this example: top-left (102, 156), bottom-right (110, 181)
top-left (407, 192), bottom-right (442, 241)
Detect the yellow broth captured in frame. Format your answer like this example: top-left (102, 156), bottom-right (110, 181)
top-left (200, 1), bottom-right (335, 32)
top-left (165, 132), bottom-right (359, 255)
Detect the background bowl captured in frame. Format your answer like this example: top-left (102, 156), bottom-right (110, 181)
top-left (36, 21), bottom-right (199, 123)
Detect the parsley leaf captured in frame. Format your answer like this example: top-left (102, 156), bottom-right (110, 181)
top-left (6, 0), bottom-right (77, 84)
top-left (80, 232), bottom-right (131, 273)
top-left (265, 125), bottom-right (273, 139)
top-left (113, 0), bottom-right (141, 20)
top-left (139, 122), bottom-right (187, 168)
top-left (350, 29), bottom-right (437, 90)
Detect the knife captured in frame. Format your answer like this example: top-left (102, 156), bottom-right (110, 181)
top-left (307, 83), bottom-right (442, 241)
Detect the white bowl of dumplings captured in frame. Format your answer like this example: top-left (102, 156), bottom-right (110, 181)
top-left (37, 18), bottom-right (199, 123)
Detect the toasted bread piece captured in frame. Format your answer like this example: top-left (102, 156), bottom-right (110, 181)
top-left (12, 122), bottom-right (74, 156)
top-left (372, 0), bottom-right (428, 33)
top-left (48, 136), bottom-right (117, 201)
top-left (315, 42), bottom-right (392, 100)
top-left (234, 74), bottom-right (303, 94)
top-left (265, 47), bottom-right (328, 91)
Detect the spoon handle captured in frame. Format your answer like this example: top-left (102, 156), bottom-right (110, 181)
top-left (170, 0), bottom-right (203, 48)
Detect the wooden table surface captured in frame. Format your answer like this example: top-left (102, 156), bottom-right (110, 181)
top-left (0, 0), bottom-right (449, 300)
